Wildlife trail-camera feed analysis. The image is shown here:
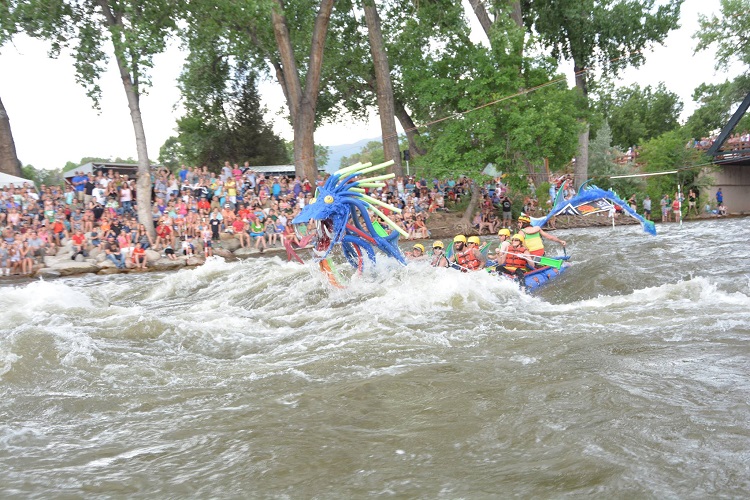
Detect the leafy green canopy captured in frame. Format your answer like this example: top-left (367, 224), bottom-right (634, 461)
top-left (163, 54), bottom-right (289, 169)
top-left (689, 0), bottom-right (750, 139)
top-left (592, 82), bottom-right (683, 150)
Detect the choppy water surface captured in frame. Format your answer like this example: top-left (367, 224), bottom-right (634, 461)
top-left (1, 218), bottom-right (749, 498)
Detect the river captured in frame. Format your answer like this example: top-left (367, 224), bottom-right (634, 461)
top-left (1, 217), bottom-right (748, 498)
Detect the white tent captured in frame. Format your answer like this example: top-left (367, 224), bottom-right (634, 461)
top-left (0, 172), bottom-right (33, 189)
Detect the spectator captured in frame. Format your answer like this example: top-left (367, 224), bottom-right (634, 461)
top-left (104, 235), bottom-right (125, 269)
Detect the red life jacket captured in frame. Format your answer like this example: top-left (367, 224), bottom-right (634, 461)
top-left (505, 245), bottom-right (530, 270)
top-left (456, 249), bottom-right (482, 271)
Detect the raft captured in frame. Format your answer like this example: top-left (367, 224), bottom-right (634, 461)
top-left (487, 255), bottom-right (571, 292)
top-left (517, 261), bottom-right (570, 291)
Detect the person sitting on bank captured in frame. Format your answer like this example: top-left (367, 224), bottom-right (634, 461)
top-left (104, 235), bottom-right (125, 269)
top-left (430, 240), bottom-right (450, 268)
top-left (496, 233), bottom-right (535, 289)
top-left (517, 214), bottom-right (566, 256)
top-left (448, 235), bottom-right (485, 272)
top-left (131, 242), bottom-right (147, 269)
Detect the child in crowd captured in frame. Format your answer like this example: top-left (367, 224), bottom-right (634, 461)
top-left (131, 242), bottom-right (147, 269)
top-left (182, 235), bottom-right (195, 257)
top-left (201, 226), bottom-right (213, 257)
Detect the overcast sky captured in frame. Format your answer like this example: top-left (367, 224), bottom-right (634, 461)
top-left (0, 0), bottom-right (736, 171)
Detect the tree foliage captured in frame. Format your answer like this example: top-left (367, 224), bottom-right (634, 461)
top-left (339, 140), bottom-right (385, 167)
top-left (638, 127), bottom-right (706, 200)
top-left (521, 0), bottom-right (683, 187)
top-left (690, 1), bottom-right (750, 139)
top-left (593, 82), bottom-right (683, 149)
top-left (165, 62), bottom-right (289, 168)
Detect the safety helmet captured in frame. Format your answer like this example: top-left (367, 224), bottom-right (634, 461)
top-left (413, 243), bottom-right (425, 253)
top-left (453, 235), bottom-right (467, 244)
top-left (433, 240), bottom-right (444, 249)
top-left (498, 228), bottom-right (511, 238)
top-left (467, 236), bottom-right (481, 245)
top-left (518, 214), bottom-right (531, 224)
top-left (511, 233), bottom-right (525, 243)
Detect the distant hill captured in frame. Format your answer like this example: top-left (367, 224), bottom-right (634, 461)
top-left (321, 137), bottom-right (380, 173)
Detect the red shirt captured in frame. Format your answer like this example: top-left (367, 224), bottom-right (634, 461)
top-left (232, 219), bottom-right (245, 232)
top-left (156, 225), bottom-right (172, 238)
top-left (72, 233), bottom-right (86, 245)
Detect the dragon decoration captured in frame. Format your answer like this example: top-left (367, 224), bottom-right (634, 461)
top-left (531, 181), bottom-right (657, 236)
top-left (291, 160), bottom-right (407, 285)
top-left (290, 161), bottom-right (656, 287)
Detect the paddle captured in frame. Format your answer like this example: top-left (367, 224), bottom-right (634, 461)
top-left (492, 248), bottom-right (564, 269)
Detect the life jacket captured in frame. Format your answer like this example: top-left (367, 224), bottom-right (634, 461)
top-left (431, 254), bottom-right (446, 267)
top-left (456, 248), bottom-right (482, 271)
top-left (521, 228), bottom-right (544, 256)
top-left (504, 245), bottom-right (530, 271)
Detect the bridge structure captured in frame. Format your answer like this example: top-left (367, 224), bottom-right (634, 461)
top-left (695, 91), bottom-right (750, 213)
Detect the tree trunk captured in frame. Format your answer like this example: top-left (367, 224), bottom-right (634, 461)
top-left (271, 0), bottom-right (334, 182)
top-left (0, 96), bottom-right (21, 177)
top-left (394, 99), bottom-right (426, 158)
top-left (99, 0), bottom-right (155, 238)
top-left (573, 62), bottom-right (589, 191)
top-left (458, 181), bottom-right (481, 233)
top-left (468, 0), bottom-right (493, 39)
top-left (363, 0), bottom-right (402, 177)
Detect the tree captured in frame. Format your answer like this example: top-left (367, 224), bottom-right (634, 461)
top-left (21, 164), bottom-right (64, 187)
top-left (690, 0), bottom-right (750, 140)
top-left (594, 83), bottom-right (683, 150)
top-left (638, 128), bottom-right (706, 202)
top-left (271, 0), bottom-right (335, 181)
top-left (0, 3), bottom-right (22, 177)
top-left (522, 0), bottom-right (683, 189)
top-left (166, 63), bottom-right (289, 168)
top-left (362, 0), bottom-right (402, 176)
top-left (18, 0), bottom-right (181, 238)
top-left (587, 121), bottom-right (642, 196)
top-left (339, 140), bottom-right (385, 167)
top-left (695, 0), bottom-right (750, 74)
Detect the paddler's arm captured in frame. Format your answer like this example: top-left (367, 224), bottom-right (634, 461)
top-left (523, 250), bottom-right (536, 269)
top-left (540, 229), bottom-right (566, 247)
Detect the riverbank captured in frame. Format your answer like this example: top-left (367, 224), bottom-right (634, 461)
top-left (2, 209), bottom-right (744, 282)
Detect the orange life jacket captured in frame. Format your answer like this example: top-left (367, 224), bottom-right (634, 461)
top-left (456, 249), bottom-right (482, 271)
top-left (505, 245), bottom-right (530, 271)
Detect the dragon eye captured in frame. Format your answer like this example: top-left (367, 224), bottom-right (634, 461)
top-left (324, 195), bottom-right (334, 204)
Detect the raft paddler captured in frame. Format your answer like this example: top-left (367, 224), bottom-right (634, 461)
top-left (448, 235), bottom-right (485, 272)
top-left (517, 214), bottom-right (566, 256)
top-left (496, 233), bottom-right (535, 289)
top-left (430, 240), bottom-right (450, 268)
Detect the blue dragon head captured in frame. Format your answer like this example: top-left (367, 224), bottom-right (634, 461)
top-left (293, 173), bottom-right (356, 260)
top-left (292, 161), bottom-right (407, 265)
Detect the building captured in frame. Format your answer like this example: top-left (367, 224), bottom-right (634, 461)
top-left (63, 162), bottom-right (165, 182)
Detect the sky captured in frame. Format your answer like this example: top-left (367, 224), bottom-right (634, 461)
top-left (0, 0), bottom-right (737, 171)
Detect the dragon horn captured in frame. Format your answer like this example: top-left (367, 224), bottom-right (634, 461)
top-left (356, 173), bottom-right (395, 184)
top-left (356, 160), bottom-right (395, 175)
top-left (369, 205), bottom-right (409, 238)
top-left (359, 193), bottom-right (402, 213)
top-left (334, 162), bottom-right (362, 176)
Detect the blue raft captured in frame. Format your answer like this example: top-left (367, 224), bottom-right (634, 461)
top-left (486, 255), bottom-right (571, 292)
top-left (518, 260), bottom-right (571, 291)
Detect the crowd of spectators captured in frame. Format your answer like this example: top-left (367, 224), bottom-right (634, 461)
top-left (2, 161), bottom-right (520, 276)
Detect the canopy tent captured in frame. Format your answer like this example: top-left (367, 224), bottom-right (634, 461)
top-left (0, 172), bottom-right (33, 189)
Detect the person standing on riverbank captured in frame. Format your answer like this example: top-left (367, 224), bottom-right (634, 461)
top-left (643, 195), bottom-right (652, 221)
